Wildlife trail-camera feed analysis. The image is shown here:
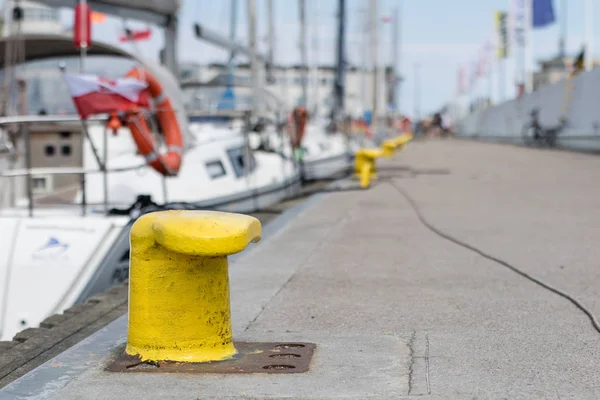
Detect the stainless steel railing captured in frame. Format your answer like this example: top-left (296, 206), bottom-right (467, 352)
top-left (0, 114), bottom-right (133, 217)
top-left (0, 106), bottom-right (292, 218)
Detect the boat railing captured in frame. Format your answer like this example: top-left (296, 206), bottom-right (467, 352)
top-left (0, 114), bottom-right (147, 218)
top-left (0, 106), bottom-right (289, 218)
top-left (186, 109), bottom-right (252, 119)
top-left (186, 108), bottom-right (283, 126)
top-left (1, 165), bottom-right (146, 177)
top-left (181, 81), bottom-right (287, 114)
top-left (0, 114), bottom-right (106, 125)
top-left (184, 100), bottom-right (281, 118)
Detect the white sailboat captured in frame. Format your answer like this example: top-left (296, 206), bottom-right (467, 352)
top-left (245, 0), bottom-right (356, 182)
top-left (0, 28), bottom-right (298, 340)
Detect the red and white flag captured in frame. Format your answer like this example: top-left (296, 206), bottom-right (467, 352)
top-left (119, 28), bottom-right (152, 43)
top-left (63, 74), bottom-right (150, 119)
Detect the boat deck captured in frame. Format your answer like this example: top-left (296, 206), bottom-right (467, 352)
top-left (2, 138), bottom-right (600, 399)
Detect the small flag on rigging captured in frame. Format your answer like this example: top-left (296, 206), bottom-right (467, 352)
top-left (63, 74), bottom-right (150, 119)
top-left (119, 28), bottom-right (152, 43)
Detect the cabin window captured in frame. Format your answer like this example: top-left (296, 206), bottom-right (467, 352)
top-left (205, 160), bottom-right (226, 179)
top-left (59, 131), bottom-right (71, 139)
top-left (61, 145), bottom-right (72, 156)
top-left (44, 144), bottom-right (55, 156)
top-left (226, 146), bottom-right (256, 178)
top-left (32, 177), bottom-right (47, 192)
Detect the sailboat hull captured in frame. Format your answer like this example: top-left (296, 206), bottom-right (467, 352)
top-left (302, 152), bottom-right (353, 181)
top-left (0, 172), bottom-right (301, 341)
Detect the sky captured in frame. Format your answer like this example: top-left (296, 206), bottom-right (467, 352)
top-left (4, 0), bottom-right (599, 117)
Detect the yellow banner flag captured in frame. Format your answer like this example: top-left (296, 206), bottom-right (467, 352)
top-left (495, 11), bottom-right (508, 59)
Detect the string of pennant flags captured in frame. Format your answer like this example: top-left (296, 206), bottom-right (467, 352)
top-left (457, 39), bottom-right (494, 96)
top-left (457, 0), bottom-right (569, 97)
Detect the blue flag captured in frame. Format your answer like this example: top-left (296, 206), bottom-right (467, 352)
top-left (532, 0), bottom-right (555, 28)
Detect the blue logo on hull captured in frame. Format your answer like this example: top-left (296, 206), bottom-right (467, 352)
top-left (32, 237), bottom-right (69, 260)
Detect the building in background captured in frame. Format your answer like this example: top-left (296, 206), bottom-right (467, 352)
top-left (533, 54), bottom-right (600, 91)
top-left (179, 63), bottom-right (396, 119)
top-left (2, 0), bottom-right (62, 37)
top-left (0, 0), bottom-right (399, 119)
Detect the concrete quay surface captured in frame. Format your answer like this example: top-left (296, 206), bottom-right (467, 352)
top-left (2, 138), bottom-right (600, 399)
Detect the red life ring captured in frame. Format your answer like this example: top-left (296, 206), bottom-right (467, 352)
top-left (125, 67), bottom-right (183, 176)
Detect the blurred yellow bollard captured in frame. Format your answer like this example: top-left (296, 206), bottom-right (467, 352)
top-left (354, 148), bottom-right (384, 188)
top-left (381, 133), bottom-right (413, 157)
top-left (393, 132), bottom-right (413, 147)
top-left (126, 210), bottom-right (262, 363)
top-left (381, 140), bottom-right (397, 157)
top-left (359, 162), bottom-right (373, 188)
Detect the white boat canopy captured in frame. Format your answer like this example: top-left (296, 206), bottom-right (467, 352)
top-left (33, 0), bottom-right (181, 25)
top-left (0, 33), bottom-right (193, 150)
top-left (0, 34), bottom-right (130, 65)
top-left (32, 0), bottom-right (181, 74)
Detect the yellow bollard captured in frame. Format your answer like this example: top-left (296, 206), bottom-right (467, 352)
top-left (359, 162), bottom-right (373, 188)
top-left (393, 133), bottom-right (413, 147)
top-left (380, 133), bottom-right (413, 157)
top-left (126, 210), bottom-right (262, 363)
top-left (354, 148), bottom-right (384, 188)
top-left (381, 140), bottom-right (397, 157)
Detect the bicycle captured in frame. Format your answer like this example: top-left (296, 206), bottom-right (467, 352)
top-left (521, 108), bottom-right (567, 148)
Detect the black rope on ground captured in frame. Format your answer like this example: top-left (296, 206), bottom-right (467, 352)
top-left (388, 180), bottom-right (600, 335)
top-left (285, 185), bottom-right (367, 200)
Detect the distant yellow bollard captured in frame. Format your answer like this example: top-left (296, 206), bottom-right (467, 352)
top-left (354, 148), bottom-right (384, 188)
top-left (381, 140), bottom-right (398, 157)
top-left (126, 210), bottom-right (262, 363)
top-left (359, 162), bottom-right (373, 188)
top-left (381, 133), bottom-right (413, 157)
top-left (394, 132), bottom-right (413, 147)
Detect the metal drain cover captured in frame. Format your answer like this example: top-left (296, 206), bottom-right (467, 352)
top-left (105, 342), bottom-right (316, 374)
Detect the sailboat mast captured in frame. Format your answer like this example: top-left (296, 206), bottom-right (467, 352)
top-left (311, 0), bottom-right (320, 115)
top-left (391, 4), bottom-right (400, 116)
top-left (360, 8), bottom-right (368, 115)
top-left (267, 0), bottom-right (275, 84)
top-left (334, 0), bottom-right (346, 118)
top-left (247, 0), bottom-right (259, 112)
top-left (370, 0), bottom-right (378, 134)
top-left (227, 0), bottom-right (237, 85)
top-left (77, 0), bottom-right (88, 73)
top-left (299, 0), bottom-right (307, 105)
